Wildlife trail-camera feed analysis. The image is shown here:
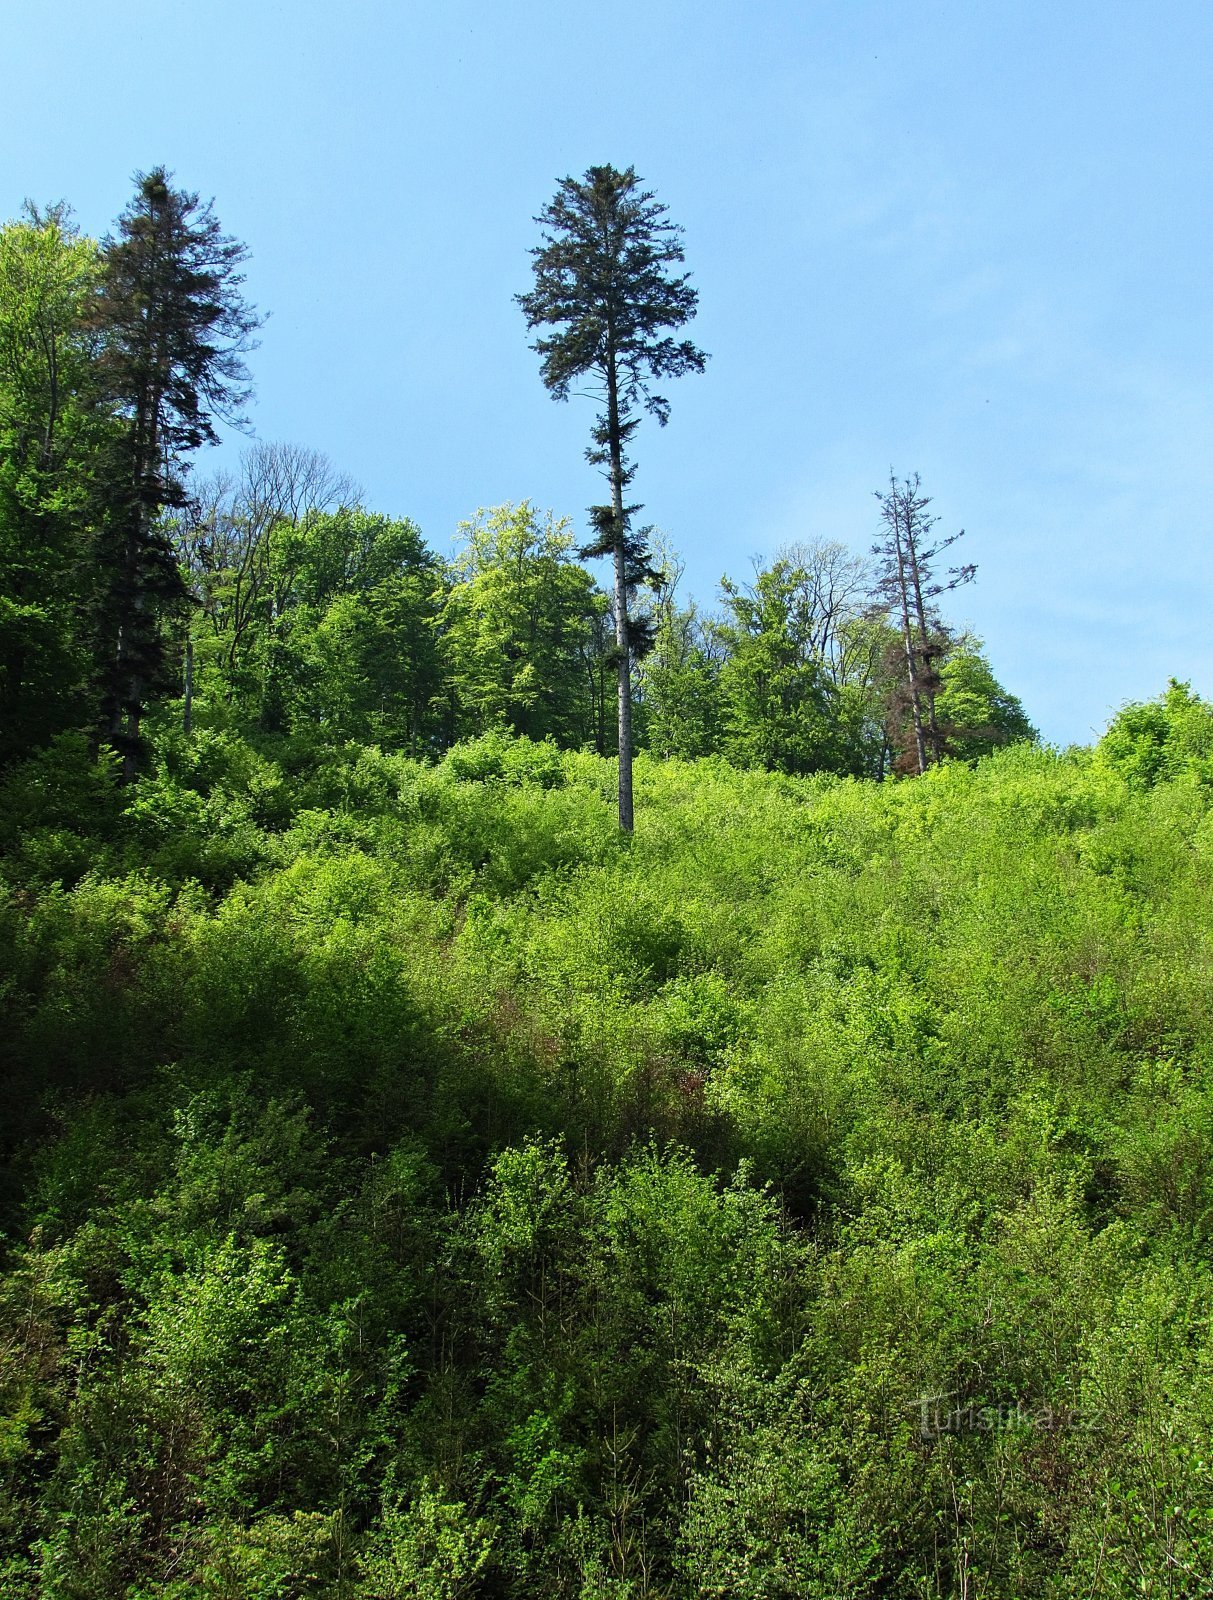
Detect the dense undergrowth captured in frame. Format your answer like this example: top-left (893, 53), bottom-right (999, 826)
top-left (3, 694), bottom-right (1213, 1597)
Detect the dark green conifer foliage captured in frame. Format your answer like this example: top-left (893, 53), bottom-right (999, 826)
top-left (93, 168), bottom-right (260, 777)
top-left (518, 165), bottom-right (707, 830)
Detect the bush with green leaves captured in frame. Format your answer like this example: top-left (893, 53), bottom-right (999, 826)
top-left (5, 707), bottom-right (1213, 1595)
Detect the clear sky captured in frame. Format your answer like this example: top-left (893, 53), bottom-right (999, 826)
top-left (4, 0), bottom-right (1211, 744)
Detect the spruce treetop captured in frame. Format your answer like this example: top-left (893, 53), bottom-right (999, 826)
top-left (517, 164), bottom-right (706, 427)
top-left (97, 166), bottom-right (262, 466)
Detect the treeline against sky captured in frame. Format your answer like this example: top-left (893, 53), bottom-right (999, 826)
top-left (1, 179), bottom-right (1031, 786)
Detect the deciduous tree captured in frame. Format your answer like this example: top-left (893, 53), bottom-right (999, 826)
top-left (636, 548), bottom-right (724, 761)
top-left (174, 443), bottom-right (359, 726)
top-left (441, 502), bottom-right (601, 747)
top-left (0, 205), bottom-right (106, 763)
top-left (936, 635), bottom-right (1036, 760)
top-left (717, 557), bottom-right (846, 776)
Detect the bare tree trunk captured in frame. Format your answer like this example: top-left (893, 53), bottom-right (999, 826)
top-left (114, 384), bottom-right (163, 782)
top-left (108, 530), bottom-right (144, 783)
top-left (892, 488), bottom-right (927, 775)
top-left (183, 634), bottom-right (193, 735)
top-left (902, 488), bottom-right (944, 764)
top-left (607, 362), bottom-right (634, 832)
top-left (614, 541), bottom-right (634, 831)
top-left (122, 573), bottom-right (146, 785)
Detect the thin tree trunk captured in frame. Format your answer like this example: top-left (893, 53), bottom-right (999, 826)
top-left (607, 362), bottom-right (634, 832)
top-left (614, 540), bottom-right (634, 831)
top-left (183, 634), bottom-right (193, 735)
top-left (892, 488), bottom-right (927, 774)
top-left (121, 464), bottom-right (152, 783)
top-left (123, 548), bottom-right (146, 784)
top-left (903, 492), bottom-right (944, 763)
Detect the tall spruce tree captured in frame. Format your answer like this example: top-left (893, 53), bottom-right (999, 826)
top-left (94, 167), bottom-right (259, 777)
top-left (518, 165), bottom-right (706, 831)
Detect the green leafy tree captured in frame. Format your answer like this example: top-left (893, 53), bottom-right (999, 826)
top-left (717, 556), bottom-right (848, 776)
top-left (0, 205), bottom-right (107, 764)
top-left (935, 636), bottom-right (1036, 761)
top-left (263, 507), bottom-right (444, 746)
top-left (441, 502), bottom-right (603, 747)
top-left (640, 539), bottom-right (892, 775)
top-left (93, 167), bottom-right (260, 777)
top-left (828, 613), bottom-right (901, 778)
top-left (635, 546), bottom-right (724, 760)
top-left (1096, 678), bottom-right (1213, 785)
top-left (638, 597), bottom-right (724, 760)
top-left (174, 441), bottom-right (359, 722)
top-left (518, 165), bottom-right (707, 829)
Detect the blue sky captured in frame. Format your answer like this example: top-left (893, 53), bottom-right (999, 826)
top-left (4, 0), bottom-right (1211, 744)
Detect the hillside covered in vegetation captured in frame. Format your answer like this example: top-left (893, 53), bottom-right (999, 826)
top-left (4, 162), bottom-right (1212, 1598)
top-left (3, 687), bottom-right (1213, 1596)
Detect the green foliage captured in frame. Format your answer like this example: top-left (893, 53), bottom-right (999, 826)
top-left (518, 166), bottom-right (706, 421)
top-left (1, 163), bottom-right (1109, 1597)
top-left (92, 167), bottom-right (259, 775)
top-left (357, 1488), bottom-right (494, 1598)
top-left (441, 728), bottom-right (567, 788)
top-left (0, 207), bottom-right (107, 764)
top-left (638, 599), bottom-right (723, 760)
top-left (936, 635), bottom-right (1037, 760)
top-left (4, 713), bottom-right (1213, 1596)
top-left (717, 560), bottom-right (849, 776)
top-left (442, 503), bottom-right (603, 748)
top-left (0, 732), bottom-right (124, 882)
top-left (1097, 678), bottom-right (1213, 786)
top-left (264, 508), bottom-right (445, 747)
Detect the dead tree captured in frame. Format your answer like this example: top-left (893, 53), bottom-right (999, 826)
top-left (870, 473), bottom-right (975, 773)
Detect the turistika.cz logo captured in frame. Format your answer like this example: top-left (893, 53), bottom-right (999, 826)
top-left (917, 1394), bottom-right (1099, 1440)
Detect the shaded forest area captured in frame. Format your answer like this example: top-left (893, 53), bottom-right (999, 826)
top-left (4, 171), bottom-right (1212, 1599)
